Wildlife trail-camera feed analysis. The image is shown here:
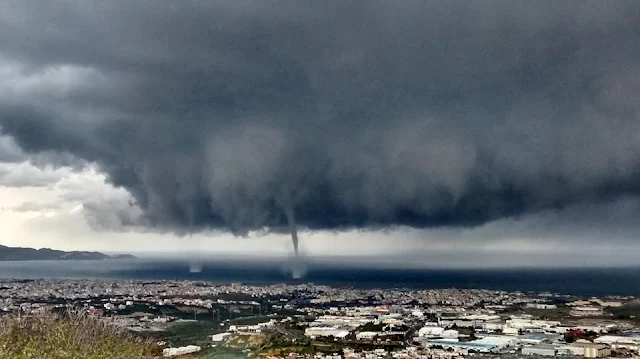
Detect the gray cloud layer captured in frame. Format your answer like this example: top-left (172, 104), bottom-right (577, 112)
top-left (1, 1), bottom-right (640, 236)
top-left (0, 135), bottom-right (24, 163)
top-left (0, 163), bottom-right (70, 188)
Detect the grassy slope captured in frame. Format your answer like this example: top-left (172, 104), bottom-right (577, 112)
top-left (0, 312), bottom-right (161, 359)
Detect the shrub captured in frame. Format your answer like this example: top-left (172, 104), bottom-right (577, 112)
top-left (0, 310), bottom-right (162, 359)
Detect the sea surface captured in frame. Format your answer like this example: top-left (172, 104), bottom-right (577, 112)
top-left (0, 258), bottom-right (638, 297)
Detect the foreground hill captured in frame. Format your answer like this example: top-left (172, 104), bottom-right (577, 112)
top-left (0, 311), bottom-right (161, 358)
top-left (0, 245), bottom-right (136, 261)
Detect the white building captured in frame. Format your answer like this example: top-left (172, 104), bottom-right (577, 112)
top-left (472, 336), bottom-right (516, 349)
top-left (558, 345), bottom-right (585, 356)
top-left (570, 306), bottom-right (604, 317)
top-left (581, 344), bottom-right (611, 358)
top-left (594, 335), bottom-right (640, 351)
top-left (418, 326), bottom-right (444, 337)
top-left (442, 330), bottom-right (459, 339)
top-left (356, 331), bottom-right (380, 340)
top-left (522, 344), bottom-right (557, 356)
top-left (506, 318), bottom-right (561, 331)
top-left (163, 345), bottom-right (201, 357)
top-left (305, 326), bottom-right (350, 339)
top-left (477, 322), bottom-right (504, 332)
top-left (382, 317), bottom-right (404, 326)
top-left (229, 325), bottom-right (262, 335)
top-left (591, 299), bottom-right (624, 308)
top-left (211, 332), bottom-right (232, 342)
top-left (498, 327), bottom-right (517, 336)
top-left (311, 315), bottom-right (373, 329)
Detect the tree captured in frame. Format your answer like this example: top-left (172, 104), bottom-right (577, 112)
top-left (326, 335), bottom-right (335, 342)
top-left (564, 333), bottom-right (576, 343)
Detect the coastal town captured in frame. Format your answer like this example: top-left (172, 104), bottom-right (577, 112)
top-left (0, 278), bottom-right (638, 358)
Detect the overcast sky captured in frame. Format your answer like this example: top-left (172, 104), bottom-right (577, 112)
top-left (1, 1), bottom-right (640, 267)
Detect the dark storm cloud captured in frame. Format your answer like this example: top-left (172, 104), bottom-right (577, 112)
top-left (1, 0), bottom-right (640, 234)
top-left (0, 135), bottom-right (24, 163)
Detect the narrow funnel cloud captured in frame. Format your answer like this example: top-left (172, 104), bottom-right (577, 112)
top-left (187, 217), bottom-right (202, 273)
top-left (283, 205), bottom-right (299, 256)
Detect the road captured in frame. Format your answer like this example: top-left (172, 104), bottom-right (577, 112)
top-left (274, 325), bottom-right (305, 340)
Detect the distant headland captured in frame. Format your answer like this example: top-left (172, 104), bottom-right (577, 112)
top-left (0, 245), bottom-right (136, 261)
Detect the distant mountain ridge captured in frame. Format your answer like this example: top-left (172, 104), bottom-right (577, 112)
top-left (0, 245), bottom-right (136, 261)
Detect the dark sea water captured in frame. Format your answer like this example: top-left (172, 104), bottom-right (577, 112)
top-left (0, 259), bottom-right (638, 297)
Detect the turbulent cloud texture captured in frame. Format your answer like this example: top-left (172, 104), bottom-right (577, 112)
top-left (1, 1), bottom-right (640, 237)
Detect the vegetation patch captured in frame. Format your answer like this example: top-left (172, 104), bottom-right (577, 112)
top-left (0, 311), bottom-right (161, 359)
top-left (225, 333), bottom-right (270, 349)
top-left (608, 300), bottom-right (640, 321)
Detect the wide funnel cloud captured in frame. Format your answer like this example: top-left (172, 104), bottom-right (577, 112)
top-left (1, 1), bottom-right (640, 242)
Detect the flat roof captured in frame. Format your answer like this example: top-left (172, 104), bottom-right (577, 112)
top-left (424, 340), bottom-right (497, 349)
